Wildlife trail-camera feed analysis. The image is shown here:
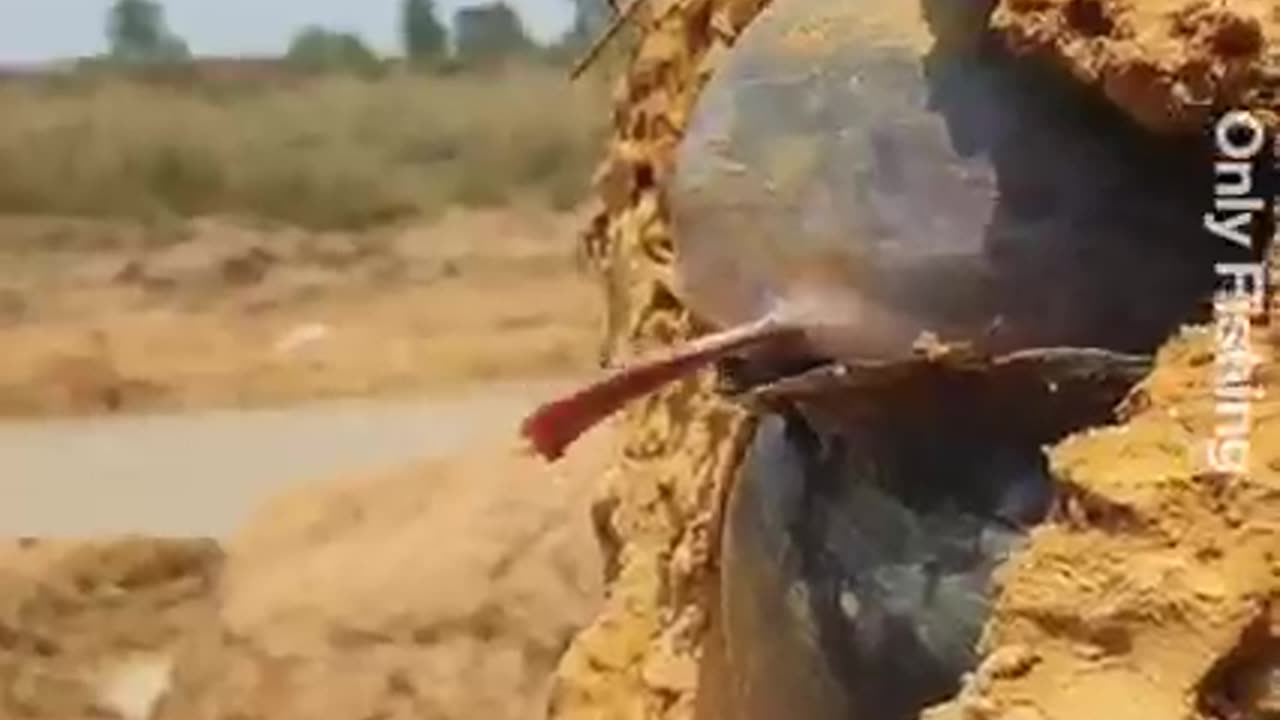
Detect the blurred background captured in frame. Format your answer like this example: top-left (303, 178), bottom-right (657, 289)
top-left (0, 2), bottom-right (619, 719)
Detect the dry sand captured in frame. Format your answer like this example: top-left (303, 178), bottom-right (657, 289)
top-left (994, 0), bottom-right (1280, 132)
top-left (0, 424), bottom-right (613, 720)
top-left (0, 206), bottom-right (614, 720)
top-left (155, 423), bottom-right (614, 720)
top-left (0, 206), bottom-right (601, 417)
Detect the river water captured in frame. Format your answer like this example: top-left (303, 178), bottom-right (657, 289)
top-left (0, 379), bottom-right (576, 537)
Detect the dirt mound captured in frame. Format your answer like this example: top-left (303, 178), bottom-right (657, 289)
top-left (925, 314), bottom-right (1280, 720)
top-left (0, 207), bottom-right (599, 418)
top-left (994, 0), bottom-right (1280, 132)
top-left (0, 538), bottom-right (222, 720)
top-left (0, 424), bottom-right (612, 720)
top-left (547, 3), bottom-right (769, 718)
top-left (153, 426), bottom-right (612, 720)
top-left (550, 0), bottom-right (1280, 718)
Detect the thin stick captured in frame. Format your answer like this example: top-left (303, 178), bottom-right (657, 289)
top-left (570, 0), bottom-right (646, 81)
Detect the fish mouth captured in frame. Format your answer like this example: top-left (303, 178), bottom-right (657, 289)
top-left (704, 347), bottom-right (1148, 720)
top-left (719, 345), bottom-right (1152, 436)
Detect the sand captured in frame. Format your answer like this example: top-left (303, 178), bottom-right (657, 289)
top-left (994, 0), bottom-right (1280, 132)
top-left (0, 205), bottom-right (613, 720)
top-left (548, 0), bottom-right (1280, 718)
top-left (0, 423), bottom-right (613, 720)
top-left (0, 206), bottom-right (601, 417)
top-left (6, 1), bottom-right (1280, 718)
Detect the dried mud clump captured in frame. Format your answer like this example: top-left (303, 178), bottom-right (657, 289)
top-left (924, 269), bottom-right (1280, 720)
top-left (994, 0), bottom-right (1280, 132)
top-left (546, 1), bottom-right (768, 718)
top-left (153, 436), bottom-right (608, 720)
top-left (0, 422), bottom-right (608, 720)
top-left (0, 538), bottom-right (222, 720)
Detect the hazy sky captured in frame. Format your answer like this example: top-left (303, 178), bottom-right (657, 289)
top-left (0, 0), bottom-right (577, 62)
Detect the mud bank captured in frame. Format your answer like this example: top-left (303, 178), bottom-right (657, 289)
top-left (0, 408), bottom-right (613, 720)
top-left (0, 207), bottom-right (599, 418)
top-left (995, 0), bottom-right (1280, 132)
top-left (550, 0), bottom-right (1280, 718)
top-left (926, 316), bottom-right (1280, 719)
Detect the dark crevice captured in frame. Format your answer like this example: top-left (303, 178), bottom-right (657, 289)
top-left (1064, 0), bottom-right (1115, 37)
top-left (1197, 609), bottom-right (1280, 720)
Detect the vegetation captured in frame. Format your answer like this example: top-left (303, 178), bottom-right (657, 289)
top-left (402, 0), bottom-right (448, 65)
top-left (0, 0), bottom-right (617, 229)
top-left (454, 3), bottom-right (536, 66)
top-left (0, 66), bottom-right (608, 229)
top-left (285, 27), bottom-right (381, 76)
top-left (562, 0), bottom-right (611, 51)
top-left (106, 0), bottom-right (190, 64)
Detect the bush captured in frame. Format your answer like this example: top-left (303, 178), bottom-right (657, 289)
top-left (454, 3), bottom-right (535, 67)
top-left (0, 64), bottom-right (609, 228)
top-left (285, 27), bottom-right (382, 77)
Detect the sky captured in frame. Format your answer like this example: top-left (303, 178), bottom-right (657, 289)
top-left (0, 0), bottom-right (577, 63)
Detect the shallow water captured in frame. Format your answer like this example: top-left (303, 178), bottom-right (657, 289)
top-left (0, 379), bottom-right (577, 537)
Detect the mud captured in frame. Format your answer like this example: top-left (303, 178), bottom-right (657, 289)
top-left (545, 3), bottom-right (765, 718)
top-left (0, 202), bottom-right (614, 719)
top-left (154, 426), bottom-right (611, 720)
top-left (552, 0), bottom-right (1280, 719)
top-left (0, 421), bottom-right (612, 720)
top-left (994, 0), bottom-right (1280, 132)
top-left (5, 0), bottom-right (1279, 717)
top-left (0, 539), bottom-right (222, 720)
top-left (0, 207), bottom-right (599, 418)
top-left (924, 305), bottom-right (1280, 720)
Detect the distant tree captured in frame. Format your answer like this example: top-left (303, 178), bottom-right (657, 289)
top-left (108, 0), bottom-right (162, 51)
top-left (402, 0), bottom-right (447, 64)
top-left (285, 27), bottom-right (381, 75)
top-left (106, 0), bottom-right (190, 64)
top-left (564, 0), bottom-right (610, 50)
top-left (453, 3), bottom-right (534, 66)
top-left (546, 0), bottom-right (637, 72)
top-left (542, 0), bottom-right (612, 65)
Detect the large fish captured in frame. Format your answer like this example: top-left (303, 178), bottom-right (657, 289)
top-left (521, 0), bottom-right (1215, 461)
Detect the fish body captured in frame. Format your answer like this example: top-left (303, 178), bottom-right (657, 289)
top-left (519, 0), bottom-right (1216, 461)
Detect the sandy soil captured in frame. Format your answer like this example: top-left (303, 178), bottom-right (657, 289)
top-left (925, 319), bottom-right (1280, 720)
top-left (915, 3), bottom-right (1280, 718)
top-left (0, 206), bottom-right (601, 417)
top-left (994, 0), bottom-right (1280, 132)
top-left (0, 538), bottom-right (223, 720)
top-left (0, 205), bottom-right (613, 720)
top-left (547, 0), bottom-right (1280, 718)
top-left (7, 1), bottom-right (1280, 719)
top-left (0, 423), bottom-right (614, 720)
top-left (155, 423), bottom-right (613, 720)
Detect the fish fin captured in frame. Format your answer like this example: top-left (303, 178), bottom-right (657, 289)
top-left (520, 315), bottom-right (798, 462)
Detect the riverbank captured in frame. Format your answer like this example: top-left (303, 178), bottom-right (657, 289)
top-left (0, 206), bottom-right (602, 418)
top-left (1, 415), bottom-right (613, 720)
